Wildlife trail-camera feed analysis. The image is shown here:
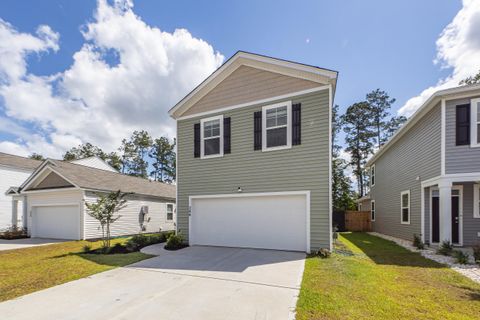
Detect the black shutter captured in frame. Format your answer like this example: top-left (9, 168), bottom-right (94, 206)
top-left (254, 111), bottom-right (262, 150)
top-left (456, 104), bottom-right (470, 146)
top-left (292, 103), bottom-right (301, 145)
top-left (194, 123), bottom-right (200, 157)
top-left (224, 117), bottom-right (231, 154)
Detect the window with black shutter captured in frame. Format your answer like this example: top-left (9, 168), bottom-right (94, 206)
top-left (456, 104), bottom-right (470, 146)
top-left (194, 123), bottom-right (200, 157)
top-left (292, 103), bottom-right (301, 145)
top-left (224, 117), bottom-right (231, 154)
top-left (254, 111), bottom-right (262, 150)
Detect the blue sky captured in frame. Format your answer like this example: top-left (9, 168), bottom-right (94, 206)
top-left (0, 0), bottom-right (477, 157)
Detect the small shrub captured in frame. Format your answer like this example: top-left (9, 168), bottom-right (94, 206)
top-left (452, 250), bottom-right (470, 265)
top-left (108, 243), bottom-right (129, 254)
top-left (0, 226), bottom-right (29, 240)
top-left (82, 245), bottom-right (92, 253)
top-left (413, 234), bottom-right (424, 250)
top-left (125, 232), bottom-right (168, 251)
top-left (164, 233), bottom-right (187, 250)
top-left (437, 240), bottom-right (453, 256)
top-left (473, 244), bottom-right (480, 265)
top-left (311, 248), bottom-right (331, 258)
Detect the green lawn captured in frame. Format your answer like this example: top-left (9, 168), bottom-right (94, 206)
top-left (296, 232), bottom-right (480, 320)
top-left (0, 238), bottom-right (153, 302)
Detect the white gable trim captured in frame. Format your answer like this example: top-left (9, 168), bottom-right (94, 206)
top-left (176, 85), bottom-right (329, 121)
top-left (21, 165), bottom-right (79, 192)
top-left (169, 51), bottom-right (337, 119)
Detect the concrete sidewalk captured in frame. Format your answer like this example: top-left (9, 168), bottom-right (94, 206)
top-left (0, 245), bottom-right (306, 320)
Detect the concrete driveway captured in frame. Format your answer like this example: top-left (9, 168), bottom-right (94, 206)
top-left (0, 238), bottom-right (68, 251)
top-left (0, 245), bottom-right (306, 320)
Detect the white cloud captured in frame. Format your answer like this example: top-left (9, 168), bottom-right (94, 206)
top-left (398, 0), bottom-right (480, 117)
top-left (0, 0), bottom-right (223, 158)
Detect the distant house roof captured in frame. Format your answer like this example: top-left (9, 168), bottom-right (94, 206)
top-left (356, 195), bottom-right (371, 203)
top-left (70, 156), bottom-right (118, 172)
top-left (22, 159), bottom-right (175, 200)
top-left (0, 152), bottom-right (42, 171)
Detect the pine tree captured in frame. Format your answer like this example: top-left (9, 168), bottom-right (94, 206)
top-left (120, 131), bottom-right (152, 178)
top-left (150, 137), bottom-right (176, 182)
top-left (29, 153), bottom-right (45, 161)
top-left (63, 142), bottom-right (122, 171)
top-left (366, 89), bottom-right (396, 148)
top-left (459, 69), bottom-right (480, 86)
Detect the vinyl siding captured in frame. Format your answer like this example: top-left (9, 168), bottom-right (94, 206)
top-left (177, 89), bottom-right (331, 250)
top-left (182, 65), bottom-right (320, 117)
top-left (83, 192), bottom-right (175, 239)
top-left (370, 105), bottom-right (441, 241)
top-left (358, 199), bottom-right (371, 212)
top-left (445, 95), bottom-right (480, 174)
top-left (0, 166), bottom-right (33, 228)
top-left (458, 182), bottom-right (480, 245)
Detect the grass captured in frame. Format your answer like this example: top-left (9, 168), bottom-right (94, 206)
top-left (296, 232), bottom-right (480, 320)
top-left (0, 237), bottom-right (153, 302)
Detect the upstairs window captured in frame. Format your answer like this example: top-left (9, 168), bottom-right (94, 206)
top-left (456, 104), bottom-right (470, 146)
top-left (201, 115), bottom-right (223, 158)
top-left (262, 101), bottom-right (292, 151)
top-left (471, 98), bottom-right (480, 147)
top-left (166, 203), bottom-right (174, 221)
top-left (371, 164), bottom-right (376, 187)
top-left (401, 190), bottom-right (410, 224)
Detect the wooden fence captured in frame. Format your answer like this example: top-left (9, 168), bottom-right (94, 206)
top-left (345, 211), bottom-right (371, 232)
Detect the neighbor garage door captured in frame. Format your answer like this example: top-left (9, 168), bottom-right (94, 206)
top-left (190, 193), bottom-right (308, 252)
top-left (32, 205), bottom-right (80, 240)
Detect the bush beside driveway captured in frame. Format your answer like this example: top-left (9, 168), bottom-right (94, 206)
top-left (0, 238), bottom-right (153, 302)
top-left (296, 233), bottom-right (480, 320)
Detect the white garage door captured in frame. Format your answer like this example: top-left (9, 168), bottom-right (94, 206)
top-left (190, 193), bottom-right (308, 252)
top-left (33, 205), bottom-right (80, 240)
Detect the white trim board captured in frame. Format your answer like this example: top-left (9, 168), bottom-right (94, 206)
top-left (188, 191), bottom-right (311, 253)
top-left (176, 85), bottom-right (329, 121)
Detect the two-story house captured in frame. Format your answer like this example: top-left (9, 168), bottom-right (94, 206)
top-left (169, 51), bottom-right (338, 252)
top-left (367, 84), bottom-right (480, 247)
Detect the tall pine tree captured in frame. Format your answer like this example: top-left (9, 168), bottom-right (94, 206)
top-left (150, 137), bottom-right (176, 182)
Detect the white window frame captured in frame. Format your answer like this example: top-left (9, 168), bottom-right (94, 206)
top-left (370, 200), bottom-right (375, 222)
top-left (371, 164), bottom-right (376, 187)
top-left (401, 190), bottom-right (410, 224)
top-left (262, 101), bottom-right (292, 152)
top-left (166, 203), bottom-right (175, 221)
top-left (470, 98), bottom-right (480, 148)
top-left (474, 184), bottom-right (480, 219)
top-left (200, 115), bottom-right (224, 159)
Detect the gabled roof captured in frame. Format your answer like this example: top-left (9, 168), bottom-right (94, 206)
top-left (0, 152), bottom-right (42, 171)
top-left (169, 51), bottom-right (338, 119)
top-left (21, 159), bottom-right (175, 199)
top-left (70, 156), bottom-right (118, 172)
top-left (366, 84), bottom-right (480, 167)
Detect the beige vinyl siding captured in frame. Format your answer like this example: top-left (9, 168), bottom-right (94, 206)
top-left (83, 192), bottom-right (175, 239)
top-left (370, 105), bottom-right (441, 241)
top-left (177, 89), bottom-right (330, 250)
top-left (182, 65), bottom-right (320, 117)
top-left (34, 172), bottom-right (73, 189)
top-left (445, 95), bottom-right (480, 174)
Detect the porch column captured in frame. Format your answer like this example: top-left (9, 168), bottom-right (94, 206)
top-left (438, 181), bottom-right (452, 244)
top-left (11, 199), bottom-right (18, 228)
top-left (22, 197), bottom-right (28, 229)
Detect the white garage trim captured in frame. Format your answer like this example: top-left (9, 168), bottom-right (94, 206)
top-left (31, 202), bottom-right (82, 240)
top-left (188, 191), bottom-right (310, 253)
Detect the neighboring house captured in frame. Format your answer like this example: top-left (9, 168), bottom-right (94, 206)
top-left (169, 51), bottom-right (338, 252)
top-left (0, 153), bottom-right (42, 229)
top-left (356, 195), bottom-right (371, 212)
top-left (70, 156), bottom-right (118, 172)
top-left (367, 84), bottom-right (480, 246)
top-left (13, 159), bottom-right (176, 240)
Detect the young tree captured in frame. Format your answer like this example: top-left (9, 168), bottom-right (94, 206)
top-left (85, 190), bottom-right (128, 249)
top-left (366, 89), bottom-right (396, 148)
top-left (29, 153), bottom-right (45, 161)
top-left (150, 137), bottom-right (176, 182)
top-left (459, 69), bottom-right (480, 86)
top-left (331, 104), bottom-right (355, 210)
top-left (342, 102), bottom-right (375, 197)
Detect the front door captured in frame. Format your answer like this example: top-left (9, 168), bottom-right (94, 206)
top-left (431, 187), bottom-right (462, 245)
top-left (451, 194), bottom-right (460, 244)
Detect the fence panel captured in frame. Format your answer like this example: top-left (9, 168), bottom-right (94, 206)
top-left (345, 211), bottom-right (371, 232)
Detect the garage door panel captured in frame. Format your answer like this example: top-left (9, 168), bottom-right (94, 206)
top-left (33, 205), bottom-right (80, 240)
top-left (191, 194), bottom-right (307, 252)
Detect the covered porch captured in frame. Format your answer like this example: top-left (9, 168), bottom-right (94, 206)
top-left (5, 187), bottom-right (27, 229)
top-left (422, 174), bottom-right (480, 247)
